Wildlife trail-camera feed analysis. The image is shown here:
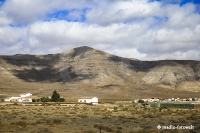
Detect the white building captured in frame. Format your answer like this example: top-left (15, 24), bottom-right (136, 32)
top-left (78, 97), bottom-right (98, 104)
top-left (150, 98), bottom-right (159, 102)
top-left (4, 96), bottom-right (19, 102)
top-left (18, 97), bottom-right (32, 102)
top-left (4, 93), bottom-right (36, 102)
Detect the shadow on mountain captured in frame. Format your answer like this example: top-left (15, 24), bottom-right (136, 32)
top-left (109, 55), bottom-right (200, 73)
top-left (12, 66), bottom-right (95, 82)
top-left (1, 54), bottom-right (60, 67)
top-left (1, 46), bottom-right (200, 82)
top-left (13, 68), bottom-right (62, 82)
top-left (109, 55), bottom-right (159, 72)
top-left (1, 54), bottom-right (97, 82)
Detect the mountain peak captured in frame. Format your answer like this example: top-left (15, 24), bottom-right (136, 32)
top-left (73, 46), bottom-right (94, 54)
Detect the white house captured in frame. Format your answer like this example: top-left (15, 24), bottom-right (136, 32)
top-left (18, 97), bottom-right (32, 102)
top-left (4, 93), bottom-right (36, 102)
top-left (150, 98), bottom-right (159, 102)
top-left (4, 97), bottom-right (12, 102)
top-left (78, 97), bottom-right (98, 104)
top-left (4, 97), bottom-right (19, 102)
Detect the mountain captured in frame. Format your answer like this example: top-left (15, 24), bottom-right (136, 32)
top-left (0, 46), bottom-right (200, 99)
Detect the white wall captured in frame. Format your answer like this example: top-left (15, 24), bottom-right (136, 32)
top-left (4, 98), bottom-right (11, 102)
top-left (78, 97), bottom-right (98, 104)
top-left (91, 97), bottom-right (98, 104)
top-left (78, 99), bottom-right (92, 103)
top-left (18, 98), bottom-right (32, 102)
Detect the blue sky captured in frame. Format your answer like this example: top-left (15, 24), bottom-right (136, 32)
top-left (0, 0), bottom-right (200, 60)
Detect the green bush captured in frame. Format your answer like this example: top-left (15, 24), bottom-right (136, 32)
top-left (40, 97), bottom-right (51, 102)
top-left (59, 98), bottom-right (65, 102)
top-left (32, 99), bottom-right (36, 102)
top-left (138, 99), bottom-right (145, 103)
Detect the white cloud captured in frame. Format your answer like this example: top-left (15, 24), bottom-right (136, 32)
top-left (48, 47), bottom-right (62, 54)
top-left (67, 10), bottom-right (84, 21)
top-left (141, 50), bottom-right (200, 60)
top-left (0, 11), bottom-right (12, 26)
top-left (2, 0), bottom-right (93, 23)
top-left (106, 48), bottom-right (146, 60)
top-left (0, 0), bottom-right (199, 61)
top-left (86, 0), bottom-right (163, 25)
top-left (0, 26), bottom-right (27, 45)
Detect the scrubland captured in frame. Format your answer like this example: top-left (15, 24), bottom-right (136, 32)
top-left (0, 103), bottom-right (200, 133)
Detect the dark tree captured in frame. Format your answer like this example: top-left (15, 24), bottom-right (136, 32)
top-left (51, 90), bottom-right (60, 102)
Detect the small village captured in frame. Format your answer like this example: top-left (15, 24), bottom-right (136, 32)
top-left (2, 92), bottom-right (200, 109)
top-left (1, 92), bottom-right (200, 132)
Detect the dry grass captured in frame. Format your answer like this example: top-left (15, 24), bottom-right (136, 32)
top-left (0, 104), bottom-right (199, 133)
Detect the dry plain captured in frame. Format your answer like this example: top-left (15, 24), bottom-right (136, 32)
top-left (0, 103), bottom-right (200, 133)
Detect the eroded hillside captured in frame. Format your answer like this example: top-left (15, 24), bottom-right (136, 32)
top-left (0, 46), bottom-right (200, 99)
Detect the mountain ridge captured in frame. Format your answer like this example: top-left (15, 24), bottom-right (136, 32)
top-left (0, 46), bottom-right (200, 99)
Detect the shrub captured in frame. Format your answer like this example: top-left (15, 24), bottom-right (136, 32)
top-left (84, 131), bottom-right (96, 133)
top-left (40, 97), bottom-right (51, 102)
top-left (123, 107), bottom-right (128, 111)
top-left (78, 114), bottom-right (88, 119)
top-left (53, 118), bottom-right (62, 124)
top-left (59, 98), bottom-right (65, 102)
top-left (102, 126), bottom-right (113, 132)
top-left (159, 107), bottom-right (163, 112)
top-left (138, 99), bottom-right (145, 103)
top-left (115, 130), bottom-right (122, 133)
top-left (69, 112), bottom-right (76, 114)
top-left (32, 99), bottom-right (36, 102)
top-left (10, 121), bottom-right (26, 127)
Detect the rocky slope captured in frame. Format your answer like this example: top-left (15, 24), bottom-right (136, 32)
top-left (0, 46), bottom-right (200, 99)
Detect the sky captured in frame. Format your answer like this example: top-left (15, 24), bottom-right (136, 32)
top-left (0, 0), bottom-right (200, 60)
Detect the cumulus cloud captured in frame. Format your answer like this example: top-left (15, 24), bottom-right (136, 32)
top-left (0, 11), bottom-right (12, 26)
top-left (1, 0), bottom-right (93, 23)
top-left (86, 0), bottom-right (164, 25)
top-left (0, 0), bottom-right (199, 61)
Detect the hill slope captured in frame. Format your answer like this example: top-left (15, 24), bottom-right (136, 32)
top-left (0, 46), bottom-right (200, 99)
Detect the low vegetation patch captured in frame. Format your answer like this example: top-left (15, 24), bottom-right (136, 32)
top-left (0, 103), bottom-right (199, 132)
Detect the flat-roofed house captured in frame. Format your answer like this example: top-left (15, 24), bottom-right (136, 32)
top-left (18, 96), bottom-right (38, 102)
top-left (4, 96), bottom-right (20, 102)
top-left (4, 93), bottom-right (37, 102)
top-left (78, 97), bottom-right (98, 104)
top-left (4, 97), bottom-right (14, 102)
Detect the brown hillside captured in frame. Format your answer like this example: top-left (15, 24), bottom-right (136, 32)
top-left (0, 46), bottom-right (200, 99)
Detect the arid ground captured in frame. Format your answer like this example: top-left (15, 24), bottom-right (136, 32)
top-left (0, 103), bottom-right (200, 133)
